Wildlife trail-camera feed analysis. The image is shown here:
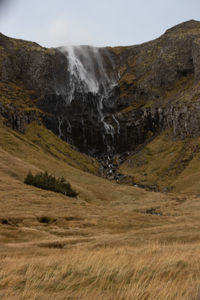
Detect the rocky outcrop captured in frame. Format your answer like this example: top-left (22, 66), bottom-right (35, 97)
top-left (113, 100), bottom-right (200, 153)
top-left (0, 103), bottom-right (42, 133)
top-left (0, 33), bottom-right (70, 94)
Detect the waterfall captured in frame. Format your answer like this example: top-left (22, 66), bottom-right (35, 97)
top-left (57, 45), bottom-right (119, 155)
top-left (58, 116), bottom-right (64, 139)
top-left (112, 115), bottom-right (120, 134)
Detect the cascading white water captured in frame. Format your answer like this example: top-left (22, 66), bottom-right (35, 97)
top-left (66, 120), bottom-right (72, 144)
top-left (58, 116), bottom-right (64, 139)
top-left (66, 46), bottom-right (99, 100)
top-left (59, 45), bottom-right (119, 154)
top-left (112, 115), bottom-right (120, 134)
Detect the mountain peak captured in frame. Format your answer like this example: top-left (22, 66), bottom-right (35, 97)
top-left (165, 19), bottom-right (200, 35)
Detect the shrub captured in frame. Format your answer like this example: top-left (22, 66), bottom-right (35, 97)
top-left (24, 171), bottom-right (78, 197)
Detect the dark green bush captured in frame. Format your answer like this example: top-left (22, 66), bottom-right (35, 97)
top-left (24, 171), bottom-right (78, 197)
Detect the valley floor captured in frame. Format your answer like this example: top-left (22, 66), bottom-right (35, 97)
top-left (0, 123), bottom-right (200, 299)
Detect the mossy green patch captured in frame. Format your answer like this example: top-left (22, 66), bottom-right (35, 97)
top-left (0, 81), bottom-right (40, 111)
top-left (164, 75), bottom-right (194, 103)
top-left (11, 39), bottom-right (55, 56)
top-left (120, 99), bottom-right (153, 113)
top-left (107, 46), bottom-right (130, 56)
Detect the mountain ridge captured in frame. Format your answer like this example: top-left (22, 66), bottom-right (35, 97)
top-left (1, 20), bottom-right (200, 192)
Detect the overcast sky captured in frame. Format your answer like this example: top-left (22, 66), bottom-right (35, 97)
top-left (0, 0), bottom-right (200, 47)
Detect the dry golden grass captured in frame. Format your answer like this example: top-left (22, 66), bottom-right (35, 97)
top-left (120, 129), bottom-right (200, 194)
top-left (1, 243), bottom-right (200, 300)
top-left (1, 122), bottom-right (200, 299)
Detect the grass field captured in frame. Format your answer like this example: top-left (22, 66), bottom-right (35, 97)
top-left (0, 122), bottom-right (200, 299)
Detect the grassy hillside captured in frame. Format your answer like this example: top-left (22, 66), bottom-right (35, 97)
top-left (119, 129), bottom-right (200, 194)
top-left (0, 121), bottom-right (200, 299)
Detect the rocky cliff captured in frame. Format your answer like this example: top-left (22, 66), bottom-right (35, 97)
top-left (1, 20), bottom-right (200, 191)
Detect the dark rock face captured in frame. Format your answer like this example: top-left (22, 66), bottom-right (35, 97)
top-left (0, 33), bottom-right (70, 95)
top-left (114, 101), bottom-right (200, 153)
top-left (0, 103), bottom-right (42, 133)
top-left (1, 20), bottom-right (200, 158)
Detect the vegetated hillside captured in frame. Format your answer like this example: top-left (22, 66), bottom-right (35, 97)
top-left (119, 129), bottom-right (200, 194)
top-left (2, 20), bottom-right (200, 192)
top-left (108, 19), bottom-right (200, 193)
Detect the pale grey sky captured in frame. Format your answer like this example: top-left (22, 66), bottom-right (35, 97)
top-left (0, 0), bottom-right (200, 47)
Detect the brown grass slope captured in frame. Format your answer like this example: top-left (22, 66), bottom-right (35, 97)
top-left (0, 122), bottom-right (200, 299)
top-left (119, 129), bottom-right (200, 194)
